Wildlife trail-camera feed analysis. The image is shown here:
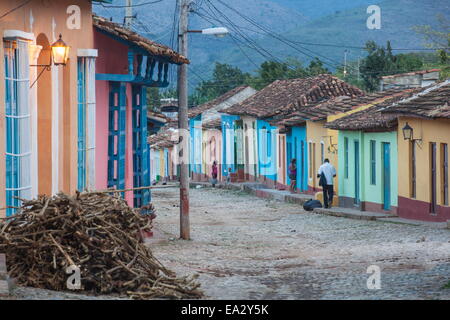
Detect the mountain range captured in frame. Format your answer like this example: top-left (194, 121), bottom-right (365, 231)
top-left (94, 0), bottom-right (449, 90)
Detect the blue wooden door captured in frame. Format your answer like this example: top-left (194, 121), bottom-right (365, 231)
top-left (300, 140), bottom-right (305, 191)
top-left (383, 142), bottom-right (391, 211)
top-left (107, 82), bottom-right (127, 193)
top-left (132, 85), bottom-right (151, 207)
top-left (354, 141), bottom-right (360, 205)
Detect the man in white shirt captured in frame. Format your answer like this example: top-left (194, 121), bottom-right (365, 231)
top-left (317, 159), bottom-right (336, 208)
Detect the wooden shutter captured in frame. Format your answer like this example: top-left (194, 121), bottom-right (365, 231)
top-left (108, 82), bottom-right (127, 193)
top-left (132, 85), bottom-right (151, 207)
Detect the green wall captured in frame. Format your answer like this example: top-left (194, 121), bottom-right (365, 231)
top-left (338, 130), bottom-right (398, 207)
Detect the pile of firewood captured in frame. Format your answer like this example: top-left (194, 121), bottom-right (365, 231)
top-left (0, 191), bottom-right (202, 299)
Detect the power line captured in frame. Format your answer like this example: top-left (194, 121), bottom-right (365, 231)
top-left (209, 0), bottom-right (343, 70)
top-left (94, 0), bottom-right (165, 8)
top-left (195, 6), bottom-right (289, 66)
top-left (0, 0), bottom-right (32, 20)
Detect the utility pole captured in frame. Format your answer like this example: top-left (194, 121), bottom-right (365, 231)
top-left (125, 0), bottom-right (133, 28)
top-left (357, 55), bottom-right (361, 82)
top-left (343, 50), bottom-right (348, 78)
top-left (178, 0), bottom-right (190, 240)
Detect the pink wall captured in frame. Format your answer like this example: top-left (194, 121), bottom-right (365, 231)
top-left (94, 29), bottom-right (129, 75)
top-left (125, 85), bottom-right (134, 205)
top-left (95, 80), bottom-right (109, 191)
top-left (94, 28), bottom-right (135, 206)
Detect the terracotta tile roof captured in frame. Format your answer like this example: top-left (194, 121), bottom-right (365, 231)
top-left (148, 120), bottom-right (179, 149)
top-left (188, 86), bottom-right (252, 119)
top-left (147, 110), bottom-right (168, 123)
top-left (325, 87), bottom-right (425, 131)
top-left (224, 74), bottom-right (364, 118)
top-left (272, 88), bottom-right (411, 127)
top-left (93, 15), bottom-right (189, 65)
top-left (382, 80), bottom-right (450, 119)
top-left (381, 69), bottom-right (441, 79)
top-left (202, 117), bottom-right (222, 129)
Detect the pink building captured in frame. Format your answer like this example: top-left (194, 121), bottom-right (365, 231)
top-left (93, 16), bottom-right (188, 207)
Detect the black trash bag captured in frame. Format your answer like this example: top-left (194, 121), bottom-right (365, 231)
top-left (303, 199), bottom-right (323, 211)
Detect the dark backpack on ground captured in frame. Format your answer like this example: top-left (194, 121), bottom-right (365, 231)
top-left (303, 199), bottom-right (323, 211)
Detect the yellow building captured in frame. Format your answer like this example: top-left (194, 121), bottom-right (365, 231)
top-left (384, 80), bottom-right (450, 222)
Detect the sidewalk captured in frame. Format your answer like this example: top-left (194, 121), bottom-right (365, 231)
top-left (190, 181), bottom-right (312, 205)
top-left (189, 181), bottom-right (450, 229)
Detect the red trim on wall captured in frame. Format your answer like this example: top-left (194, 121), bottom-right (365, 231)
top-left (398, 196), bottom-right (450, 222)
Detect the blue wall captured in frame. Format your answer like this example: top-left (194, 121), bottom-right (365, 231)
top-left (189, 115), bottom-right (202, 174)
top-left (221, 115), bottom-right (240, 176)
top-left (257, 119), bottom-right (277, 182)
top-left (289, 126), bottom-right (308, 192)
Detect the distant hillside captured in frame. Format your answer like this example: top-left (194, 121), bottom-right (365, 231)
top-left (93, 0), bottom-right (306, 37)
top-left (93, 0), bottom-right (449, 92)
top-left (190, 0), bottom-right (449, 83)
top-left (272, 0), bottom-right (378, 19)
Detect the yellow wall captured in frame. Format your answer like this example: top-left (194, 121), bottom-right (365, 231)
top-left (306, 121), bottom-right (339, 191)
top-left (305, 98), bottom-right (394, 194)
top-left (398, 117), bottom-right (450, 206)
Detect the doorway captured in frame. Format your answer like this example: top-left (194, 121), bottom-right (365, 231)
top-left (354, 140), bottom-right (360, 205)
top-left (382, 142), bottom-right (391, 211)
top-left (430, 142), bottom-right (437, 213)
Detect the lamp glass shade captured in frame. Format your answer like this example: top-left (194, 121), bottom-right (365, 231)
top-left (402, 122), bottom-right (413, 141)
top-left (51, 34), bottom-right (70, 66)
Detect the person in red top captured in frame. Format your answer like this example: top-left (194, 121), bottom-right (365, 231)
top-left (211, 161), bottom-right (218, 187)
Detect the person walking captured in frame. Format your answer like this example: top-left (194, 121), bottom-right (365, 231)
top-left (211, 161), bottom-right (218, 187)
top-left (288, 159), bottom-right (297, 193)
top-left (317, 158), bottom-right (336, 208)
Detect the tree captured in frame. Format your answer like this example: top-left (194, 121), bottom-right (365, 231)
top-left (247, 57), bottom-right (327, 90)
top-left (306, 58), bottom-right (330, 76)
top-left (359, 40), bottom-right (390, 91)
top-left (193, 63), bottom-right (251, 105)
top-left (359, 41), bottom-right (424, 91)
top-left (191, 57), bottom-right (331, 104)
top-left (413, 14), bottom-right (450, 53)
top-left (413, 14), bottom-right (450, 79)
top-left (147, 87), bottom-right (161, 112)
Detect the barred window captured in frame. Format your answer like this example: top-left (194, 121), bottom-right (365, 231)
top-left (4, 39), bottom-right (32, 216)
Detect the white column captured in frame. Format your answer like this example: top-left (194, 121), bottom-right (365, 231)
top-left (78, 49), bottom-right (98, 190)
top-left (28, 44), bottom-right (42, 199)
top-left (51, 63), bottom-right (59, 194)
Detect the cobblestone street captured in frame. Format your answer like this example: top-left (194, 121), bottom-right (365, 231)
top-left (150, 187), bottom-right (450, 300)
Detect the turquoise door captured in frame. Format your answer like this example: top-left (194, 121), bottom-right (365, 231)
top-left (354, 141), bottom-right (360, 205)
top-left (383, 143), bottom-right (391, 210)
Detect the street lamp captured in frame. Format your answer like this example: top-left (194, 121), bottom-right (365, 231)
top-left (402, 122), bottom-right (413, 141)
top-left (30, 34), bottom-right (70, 88)
top-left (188, 27), bottom-right (230, 38)
top-left (51, 34), bottom-right (70, 66)
top-left (178, 0), bottom-right (229, 240)
top-left (402, 122), bottom-right (422, 145)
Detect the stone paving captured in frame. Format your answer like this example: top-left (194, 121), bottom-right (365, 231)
top-left (150, 186), bottom-right (450, 300)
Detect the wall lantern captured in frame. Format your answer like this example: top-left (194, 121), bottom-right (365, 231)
top-left (51, 34), bottom-right (70, 66)
top-left (402, 122), bottom-right (413, 141)
top-left (30, 34), bottom-right (70, 88)
top-left (402, 122), bottom-right (422, 145)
